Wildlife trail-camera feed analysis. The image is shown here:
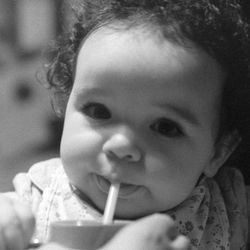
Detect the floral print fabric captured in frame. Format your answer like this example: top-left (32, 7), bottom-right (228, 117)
top-left (10, 158), bottom-right (249, 249)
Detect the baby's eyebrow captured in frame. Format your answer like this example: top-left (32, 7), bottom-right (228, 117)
top-left (157, 102), bottom-right (200, 126)
top-left (73, 86), bottom-right (110, 98)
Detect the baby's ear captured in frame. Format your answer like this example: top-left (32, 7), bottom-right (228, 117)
top-left (203, 130), bottom-right (241, 177)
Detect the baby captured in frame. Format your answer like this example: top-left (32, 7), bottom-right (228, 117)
top-left (2, 0), bottom-right (250, 249)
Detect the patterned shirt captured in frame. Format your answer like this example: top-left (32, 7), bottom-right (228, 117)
top-left (8, 158), bottom-right (250, 249)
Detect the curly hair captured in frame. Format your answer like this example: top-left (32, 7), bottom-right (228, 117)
top-left (45, 0), bottom-right (250, 179)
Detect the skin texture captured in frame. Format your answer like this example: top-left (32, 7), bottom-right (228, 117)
top-left (60, 26), bottom-right (231, 220)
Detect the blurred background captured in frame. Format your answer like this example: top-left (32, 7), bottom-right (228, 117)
top-left (0, 0), bottom-right (73, 191)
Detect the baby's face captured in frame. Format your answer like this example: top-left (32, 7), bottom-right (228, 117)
top-left (60, 27), bottom-right (225, 219)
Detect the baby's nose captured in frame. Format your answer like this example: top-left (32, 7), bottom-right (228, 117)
top-left (103, 133), bottom-right (141, 162)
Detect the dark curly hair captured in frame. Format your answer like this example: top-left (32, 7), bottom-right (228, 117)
top-left (45, 0), bottom-right (250, 180)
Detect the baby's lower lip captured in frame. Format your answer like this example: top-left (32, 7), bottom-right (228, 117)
top-left (94, 174), bottom-right (141, 198)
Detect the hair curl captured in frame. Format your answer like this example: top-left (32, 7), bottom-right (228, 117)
top-left (44, 0), bottom-right (250, 179)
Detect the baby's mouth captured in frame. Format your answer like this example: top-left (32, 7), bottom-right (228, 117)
top-left (94, 174), bottom-right (140, 198)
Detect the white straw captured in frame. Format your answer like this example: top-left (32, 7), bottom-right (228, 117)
top-left (102, 182), bottom-right (120, 224)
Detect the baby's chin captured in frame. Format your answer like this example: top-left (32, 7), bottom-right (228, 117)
top-left (90, 199), bottom-right (151, 221)
top-left (111, 202), bottom-right (169, 221)
top-left (71, 183), bottom-right (175, 220)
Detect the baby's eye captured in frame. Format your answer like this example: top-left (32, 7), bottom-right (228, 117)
top-left (150, 118), bottom-right (183, 137)
top-left (82, 102), bottom-right (111, 120)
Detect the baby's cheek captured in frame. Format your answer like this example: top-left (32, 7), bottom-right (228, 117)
top-left (144, 154), bottom-right (178, 175)
top-left (62, 130), bottom-right (103, 158)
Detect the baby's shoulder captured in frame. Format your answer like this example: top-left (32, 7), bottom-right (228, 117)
top-left (215, 167), bottom-right (249, 247)
top-left (7, 158), bottom-right (64, 210)
top-left (27, 158), bottom-right (64, 191)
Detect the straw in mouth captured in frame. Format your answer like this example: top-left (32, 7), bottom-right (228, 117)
top-left (102, 182), bottom-right (120, 225)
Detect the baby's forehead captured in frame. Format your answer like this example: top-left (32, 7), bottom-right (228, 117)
top-left (74, 26), bottom-right (224, 105)
top-left (79, 22), bottom-right (175, 51)
top-left (78, 28), bottom-right (185, 77)
top-left (78, 24), bottom-right (222, 74)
